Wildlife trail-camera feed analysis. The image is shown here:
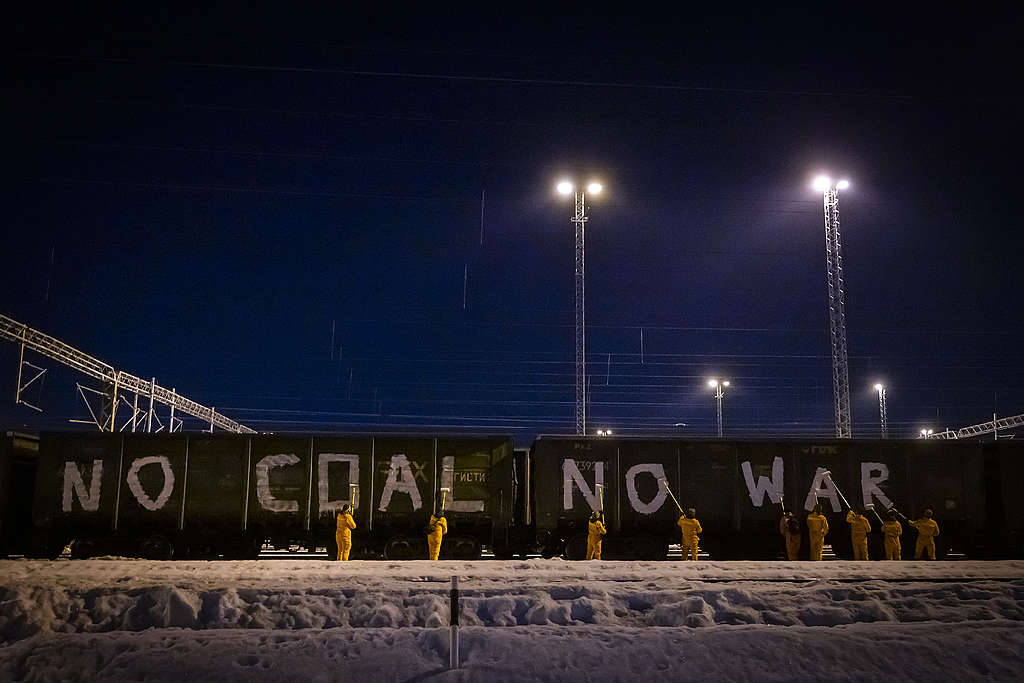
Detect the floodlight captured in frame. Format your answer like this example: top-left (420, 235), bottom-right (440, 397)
top-left (557, 180), bottom-right (574, 195)
top-left (836, 179), bottom-right (850, 190)
top-left (812, 175), bottom-right (832, 192)
top-left (587, 182), bottom-right (602, 194)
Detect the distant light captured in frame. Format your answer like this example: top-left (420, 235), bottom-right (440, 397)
top-left (836, 179), bottom-right (850, 190)
top-left (587, 182), bottom-right (603, 194)
top-left (596, 428), bottom-right (613, 436)
top-left (708, 379), bottom-right (719, 388)
top-left (673, 423), bottom-right (688, 427)
top-left (557, 180), bottom-right (574, 195)
top-left (812, 175), bottom-right (832, 192)
top-left (722, 381), bottom-right (730, 387)
top-left (874, 383), bottom-right (884, 391)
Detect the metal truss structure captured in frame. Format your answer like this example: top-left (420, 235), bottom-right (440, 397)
top-left (823, 186), bottom-right (853, 438)
top-left (926, 412), bottom-right (1024, 440)
top-left (572, 190), bottom-right (588, 436)
top-left (1, 312), bottom-right (254, 434)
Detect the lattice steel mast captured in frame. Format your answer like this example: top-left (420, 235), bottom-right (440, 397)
top-left (557, 178), bottom-right (603, 436)
top-left (573, 190), bottom-right (588, 436)
top-left (818, 177), bottom-right (853, 438)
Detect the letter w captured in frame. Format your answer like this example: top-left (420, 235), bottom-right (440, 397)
top-left (740, 457), bottom-right (783, 507)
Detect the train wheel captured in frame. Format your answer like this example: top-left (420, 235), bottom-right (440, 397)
top-left (384, 536), bottom-right (418, 560)
top-left (564, 534), bottom-right (589, 560)
top-left (632, 537), bottom-right (669, 561)
top-left (140, 536), bottom-right (175, 560)
top-left (450, 537), bottom-right (481, 560)
top-left (70, 539), bottom-right (98, 560)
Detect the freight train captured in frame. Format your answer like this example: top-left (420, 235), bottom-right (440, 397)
top-left (2, 431), bottom-right (1022, 560)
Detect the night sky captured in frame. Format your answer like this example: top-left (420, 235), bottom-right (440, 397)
top-left (4, 5), bottom-right (1023, 443)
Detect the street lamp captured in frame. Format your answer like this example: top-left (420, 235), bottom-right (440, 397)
top-left (708, 378), bottom-right (730, 437)
top-left (813, 173), bottom-right (853, 439)
top-left (874, 383), bottom-right (888, 439)
top-left (556, 178), bottom-right (604, 436)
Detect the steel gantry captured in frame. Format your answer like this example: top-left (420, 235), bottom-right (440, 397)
top-left (821, 181), bottom-right (853, 438)
top-left (1, 312), bottom-right (254, 434)
top-left (925, 412), bottom-right (1024, 440)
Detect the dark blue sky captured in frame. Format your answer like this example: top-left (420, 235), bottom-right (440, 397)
top-left (4, 4), bottom-right (1023, 441)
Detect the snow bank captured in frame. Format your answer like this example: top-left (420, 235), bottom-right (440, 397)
top-left (2, 559), bottom-right (1023, 681)
top-left (3, 622), bottom-right (1024, 682)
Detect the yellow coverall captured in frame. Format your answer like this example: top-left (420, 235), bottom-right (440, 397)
top-left (911, 518), bottom-right (940, 559)
top-left (335, 511), bottom-right (356, 561)
top-left (586, 518), bottom-right (606, 560)
top-left (677, 516), bottom-right (702, 561)
top-left (806, 512), bottom-right (829, 561)
top-left (427, 514), bottom-right (447, 561)
top-left (846, 510), bottom-right (872, 561)
top-left (779, 516), bottom-right (800, 561)
top-left (881, 520), bottom-right (902, 560)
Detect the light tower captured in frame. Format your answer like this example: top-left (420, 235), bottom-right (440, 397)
top-left (874, 383), bottom-right (888, 438)
top-left (557, 178), bottom-right (603, 435)
top-left (708, 378), bottom-right (730, 437)
top-left (813, 174), bottom-right (853, 438)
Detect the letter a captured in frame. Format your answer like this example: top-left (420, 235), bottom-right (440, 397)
top-left (804, 467), bottom-right (842, 512)
top-left (378, 454), bottom-right (423, 511)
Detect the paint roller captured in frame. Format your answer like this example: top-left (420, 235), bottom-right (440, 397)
top-left (349, 483), bottom-right (359, 511)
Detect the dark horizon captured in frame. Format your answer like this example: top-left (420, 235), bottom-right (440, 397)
top-left (4, 5), bottom-right (1023, 442)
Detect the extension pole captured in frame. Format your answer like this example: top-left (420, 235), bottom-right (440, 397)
top-left (449, 576), bottom-right (460, 670)
top-left (596, 483), bottom-right (604, 511)
top-left (660, 479), bottom-right (684, 513)
top-left (822, 470), bottom-right (852, 510)
top-left (865, 503), bottom-right (884, 525)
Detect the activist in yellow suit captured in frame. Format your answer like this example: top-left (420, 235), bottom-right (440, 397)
top-left (881, 511), bottom-right (903, 560)
top-left (587, 511), bottom-right (607, 560)
top-left (911, 510), bottom-right (940, 560)
top-left (335, 504), bottom-right (356, 561)
top-left (427, 512), bottom-right (447, 561)
top-left (677, 508), bottom-right (702, 561)
top-left (845, 508), bottom-right (872, 561)
top-left (806, 505), bottom-right (830, 561)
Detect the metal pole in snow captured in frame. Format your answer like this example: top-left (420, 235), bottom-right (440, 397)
top-left (449, 576), bottom-right (460, 670)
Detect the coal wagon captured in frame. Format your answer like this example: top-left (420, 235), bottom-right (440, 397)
top-left (23, 432), bottom-right (512, 560)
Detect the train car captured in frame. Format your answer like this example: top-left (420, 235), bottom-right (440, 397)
top-left (0, 431), bottom-right (39, 557)
top-left (27, 432), bottom-right (512, 560)
top-left (526, 436), bottom-right (1022, 560)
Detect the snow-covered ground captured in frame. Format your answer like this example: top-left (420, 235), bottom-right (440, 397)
top-left (2, 559), bottom-right (1023, 681)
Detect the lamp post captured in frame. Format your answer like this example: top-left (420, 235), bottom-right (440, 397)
top-left (874, 383), bottom-right (888, 439)
top-left (813, 174), bottom-right (853, 439)
top-left (557, 178), bottom-right (603, 436)
top-left (708, 378), bottom-right (730, 437)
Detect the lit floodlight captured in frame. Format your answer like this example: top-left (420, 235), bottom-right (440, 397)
top-left (874, 383), bottom-right (884, 391)
top-left (587, 182), bottom-right (603, 194)
top-left (722, 381), bottom-right (730, 387)
top-left (708, 379), bottom-right (719, 388)
top-left (836, 179), bottom-right (850, 190)
top-left (812, 175), bottom-right (832, 192)
top-left (557, 180), bottom-right (574, 195)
